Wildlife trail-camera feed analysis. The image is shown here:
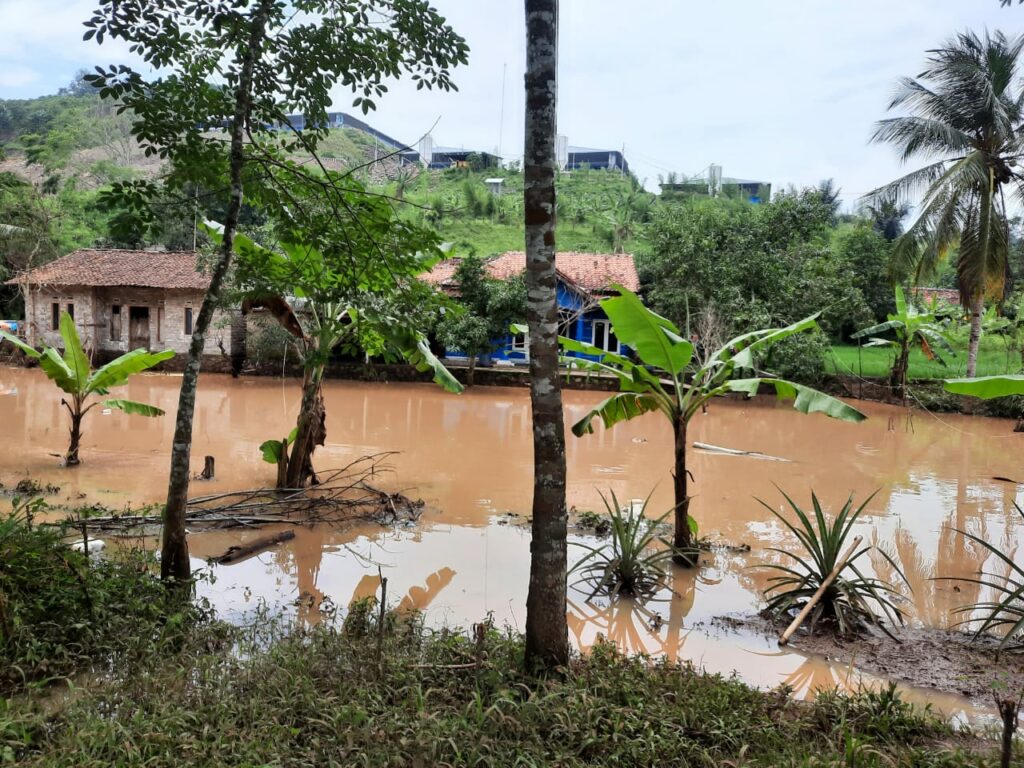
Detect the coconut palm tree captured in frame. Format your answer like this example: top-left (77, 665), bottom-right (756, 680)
top-left (868, 30), bottom-right (1024, 377)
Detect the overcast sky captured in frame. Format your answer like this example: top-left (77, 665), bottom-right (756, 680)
top-left (0, 1), bottom-right (1016, 205)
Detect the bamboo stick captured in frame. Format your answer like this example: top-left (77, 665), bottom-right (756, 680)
top-left (779, 535), bottom-right (863, 647)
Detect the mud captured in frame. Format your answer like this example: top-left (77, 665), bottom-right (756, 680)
top-left (717, 613), bottom-right (1024, 703)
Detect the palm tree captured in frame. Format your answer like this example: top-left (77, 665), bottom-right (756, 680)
top-left (868, 30), bottom-right (1024, 377)
top-left (866, 195), bottom-right (911, 242)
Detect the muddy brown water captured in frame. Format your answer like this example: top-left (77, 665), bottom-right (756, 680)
top-left (2, 365), bottom-right (1022, 724)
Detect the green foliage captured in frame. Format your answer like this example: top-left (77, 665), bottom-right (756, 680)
top-left (562, 288), bottom-right (865, 438)
top-left (944, 503), bottom-right (1024, 651)
top-left (852, 285), bottom-right (956, 396)
top-left (260, 427), bottom-right (299, 465)
top-left (760, 490), bottom-right (909, 638)
top-left (437, 254), bottom-right (526, 361)
top-left (570, 491), bottom-right (681, 598)
top-left (641, 191), bottom-right (873, 339)
top-left (0, 506), bottom-right (210, 695)
top-left (944, 373), bottom-right (1024, 399)
top-left (764, 328), bottom-right (830, 387)
top-left (4, 617), bottom-right (982, 767)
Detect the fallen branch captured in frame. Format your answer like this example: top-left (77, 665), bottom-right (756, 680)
top-left (70, 453), bottom-right (424, 534)
top-left (213, 529), bottom-right (296, 564)
top-left (693, 442), bottom-right (791, 462)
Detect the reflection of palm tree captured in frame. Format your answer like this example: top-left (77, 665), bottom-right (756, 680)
top-left (779, 652), bottom-right (854, 699)
top-left (398, 567), bottom-right (456, 614)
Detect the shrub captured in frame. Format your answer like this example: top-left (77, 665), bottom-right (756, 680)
top-left (764, 328), bottom-right (830, 386)
top-left (760, 490), bottom-right (909, 637)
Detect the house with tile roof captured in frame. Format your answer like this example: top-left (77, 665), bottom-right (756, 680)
top-left (8, 249), bottom-right (233, 360)
top-left (421, 251), bottom-right (640, 365)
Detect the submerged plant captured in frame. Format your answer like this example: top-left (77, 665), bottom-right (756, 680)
top-left (0, 312), bottom-right (172, 465)
top-left (570, 491), bottom-right (682, 598)
top-left (760, 490), bottom-right (909, 637)
top-left (944, 502), bottom-right (1024, 652)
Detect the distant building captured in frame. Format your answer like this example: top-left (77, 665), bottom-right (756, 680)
top-left (277, 111), bottom-right (408, 151)
top-left (421, 251), bottom-right (640, 365)
top-left (564, 145), bottom-right (629, 173)
top-left (660, 164), bottom-right (771, 203)
top-left (400, 145), bottom-right (501, 170)
top-left (8, 249), bottom-right (232, 361)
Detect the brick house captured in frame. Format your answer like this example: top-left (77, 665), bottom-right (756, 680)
top-left (8, 249), bottom-right (233, 361)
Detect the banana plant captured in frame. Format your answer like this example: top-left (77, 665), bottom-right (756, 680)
top-left (207, 223), bottom-right (462, 488)
top-left (851, 285), bottom-right (954, 403)
top-left (1, 312), bottom-right (173, 465)
top-left (524, 286), bottom-right (866, 566)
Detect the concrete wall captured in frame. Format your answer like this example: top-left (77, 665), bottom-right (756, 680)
top-left (24, 286), bottom-right (231, 357)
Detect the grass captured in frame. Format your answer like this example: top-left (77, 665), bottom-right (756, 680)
top-left (4, 616), bottom-right (1001, 767)
top-left (0, 501), bottom-right (213, 696)
top-left (0, 506), bottom-right (1011, 767)
top-left (828, 338), bottom-right (1020, 380)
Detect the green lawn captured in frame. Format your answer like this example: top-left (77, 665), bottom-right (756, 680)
top-left (828, 339), bottom-right (1020, 380)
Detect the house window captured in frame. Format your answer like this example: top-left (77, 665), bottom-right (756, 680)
top-left (511, 331), bottom-right (528, 354)
top-left (591, 319), bottom-right (619, 353)
top-left (184, 307), bottom-right (193, 336)
top-left (110, 304), bottom-right (122, 341)
top-left (51, 302), bottom-right (60, 331)
top-left (66, 303), bottom-right (74, 321)
top-left (157, 307), bottom-right (163, 342)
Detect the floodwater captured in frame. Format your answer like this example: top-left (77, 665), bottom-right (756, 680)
top-left (1, 365), bottom-right (1022, 723)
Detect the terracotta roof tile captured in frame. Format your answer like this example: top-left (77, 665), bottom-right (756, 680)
top-left (7, 249), bottom-right (209, 290)
top-left (421, 251), bottom-right (639, 295)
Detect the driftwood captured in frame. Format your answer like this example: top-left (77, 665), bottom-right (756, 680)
top-left (213, 529), bottom-right (295, 564)
top-left (201, 456), bottom-right (215, 480)
top-left (80, 453), bottom-right (422, 535)
top-left (693, 442), bottom-right (791, 462)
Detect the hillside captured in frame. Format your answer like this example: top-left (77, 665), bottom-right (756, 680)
top-left (0, 88), bottom-right (648, 265)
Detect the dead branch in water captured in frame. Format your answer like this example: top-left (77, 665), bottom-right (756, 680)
top-left (80, 453), bottom-right (423, 534)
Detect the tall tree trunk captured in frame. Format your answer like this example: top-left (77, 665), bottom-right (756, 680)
top-left (672, 413), bottom-right (696, 566)
top-left (160, 4), bottom-right (270, 584)
top-left (467, 354), bottom-right (477, 386)
top-left (523, 0), bottom-right (568, 674)
top-left (285, 365), bottom-right (326, 488)
top-left (966, 293), bottom-right (984, 378)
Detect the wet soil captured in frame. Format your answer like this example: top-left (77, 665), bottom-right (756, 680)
top-left (716, 613), bottom-right (1024, 702)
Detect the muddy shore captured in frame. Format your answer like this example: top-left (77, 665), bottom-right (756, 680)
top-left (716, 613), bottom-right (1024, 703)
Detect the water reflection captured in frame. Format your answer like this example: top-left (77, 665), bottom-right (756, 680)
top-left (2, 366), bottom-right (1023, 719)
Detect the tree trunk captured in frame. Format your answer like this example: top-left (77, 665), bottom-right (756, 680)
top-left (285, 365), bottom-right (326, 488)
top-left (523, 0), bottom-right (568, 675)
top-left (672, 414), bottom-right (696, 567)
top-left (890, 341), bottom-right (910, 405)
top-left (66, 405), bottom-right (82, 466)
top-left (160, 4), bottom-right (270, 585)
top-left (467, 354), bottom-right (477, 386)
top-left (966, 293), bottom-right (984, 378)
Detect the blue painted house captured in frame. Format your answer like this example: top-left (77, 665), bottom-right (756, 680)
top-left (422, 251), bottom-right (640, 365)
